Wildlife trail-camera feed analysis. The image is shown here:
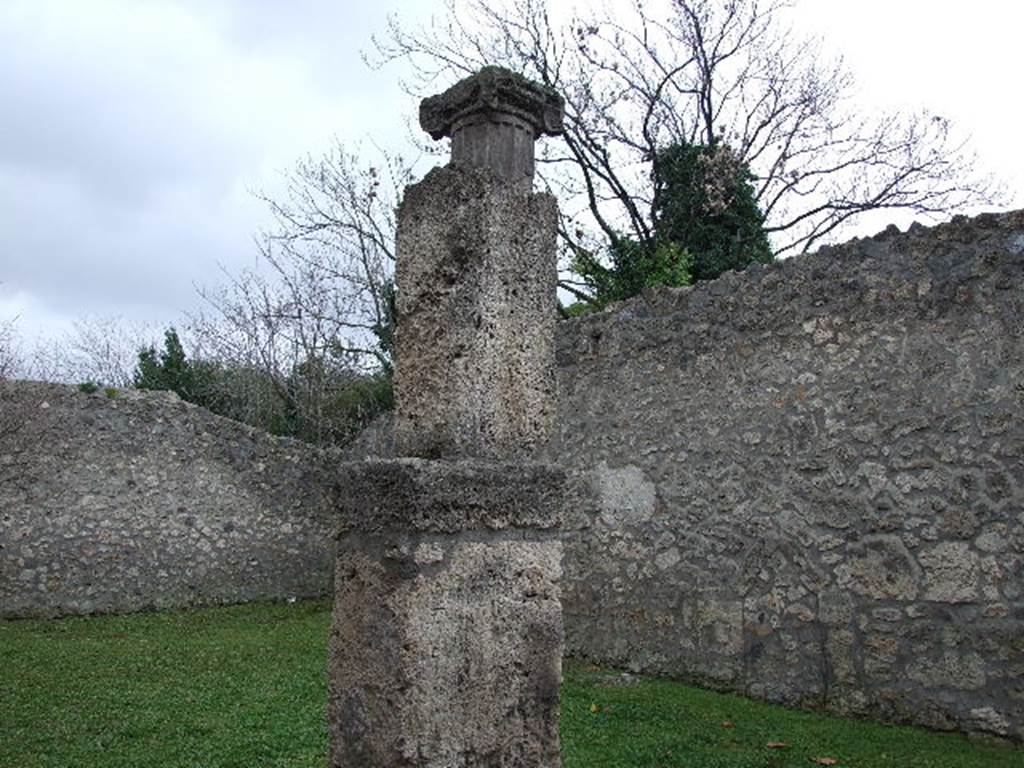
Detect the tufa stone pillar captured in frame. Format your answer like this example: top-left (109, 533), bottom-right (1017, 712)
top-left (393, 67), bottom-right (564, 460)
top-left (329, 460), bottom-right (564, 767)
top-left (329, 67), bottom-right (567, 768)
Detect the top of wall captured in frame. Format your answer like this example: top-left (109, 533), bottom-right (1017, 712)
top-left (0, 380), bottom-right (337, 517)
top-left (557, 210), bottom-right (1024, 366)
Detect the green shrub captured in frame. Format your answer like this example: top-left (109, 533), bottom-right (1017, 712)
top-left (653, 142), bottom-right (773, 282)
top-left (570, 141), bottom-right (773, 310)
top-left (572, 237), bottom-right (693, 310)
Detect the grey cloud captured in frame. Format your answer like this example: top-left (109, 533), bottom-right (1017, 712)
top-left (0, 0), bottom-right (426, 340)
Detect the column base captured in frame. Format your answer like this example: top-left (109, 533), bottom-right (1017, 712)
top-left (328, 459), bottom-right (564, 768)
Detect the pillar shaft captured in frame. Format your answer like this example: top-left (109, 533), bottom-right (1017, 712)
top-left (393, 167), bottom-right (558, 459)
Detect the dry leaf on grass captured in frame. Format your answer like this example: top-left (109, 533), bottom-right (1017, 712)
top-left (721, 721), bottom-right (735, 729)
top-left (766, 741), bottom-right (789, 749)
top-left (811, 758), bottom-right (838, 766)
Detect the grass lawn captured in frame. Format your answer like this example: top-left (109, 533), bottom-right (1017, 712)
top-left (1, 600), bottom-right (1017, 767)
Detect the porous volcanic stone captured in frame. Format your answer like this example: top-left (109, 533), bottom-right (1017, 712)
top-left (334, 458), bottom-right (564, 535)
top-left (419, 66), bottom-right (564, 189)
top-left (328, 458), bottom-right (564, 767)
top-left (393, 166), bottom-right (558, 460)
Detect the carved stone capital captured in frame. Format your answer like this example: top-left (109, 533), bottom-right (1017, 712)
top-left (419, 66), bottom-right (565, 189)
top-left (419, 66), bottom-right (565, 140)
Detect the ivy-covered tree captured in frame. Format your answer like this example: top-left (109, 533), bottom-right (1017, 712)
top-left (654, 143), bottom-right (773, 282)
top-left (380, 0), bottom-right (999, 263)
top-left (569, 141), bottom-right (771, 310)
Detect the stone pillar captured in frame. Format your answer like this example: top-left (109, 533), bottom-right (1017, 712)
top-left (329, 460), bottom-right (564, 767)
top-left (394, 67), bottom-right (564, 460)
top-left (328, 67), bottom-right (567, 768)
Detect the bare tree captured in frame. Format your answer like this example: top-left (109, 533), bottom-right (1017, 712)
top-left (201, 140), bottom-right (411, 366)
top-left (190, 140), bottom-right (411, 443)
top-left (23, 316), bottom-right (157, 387)
top-left (0, 315), bottom-right (19, 381)
top-left (374, 0), bottom-right (1001, 270)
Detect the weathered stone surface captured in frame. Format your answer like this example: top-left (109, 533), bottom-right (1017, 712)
top-left (835, 535), bottom-right (921, 600)
top-left (919, 542), bottom-right (981, 603)
top-left (344, 210), bottom-right (1024, 743)
top-left (420, 66), bottom-right (564, 140)
top-left (0, 381), bottom-right (337, 618)
top-left (5, 208), bottom-right (1024, 745)
top-left (393, 167), bottom-right (558, 460)
top-left (332, 69), bottom-right (567, 766)
top-left (334, 458), bottom-right (564, 535)
top-left (551, 209), bottom-right (1024, 742)
top-left (970, 706), bottom-right (1014, 737)
top-left (419, 66), bottom-right (563, 189)
top-left (329, 459), bottom-right (564, 767)
top-left (592, 462), bottom-right (657, 526)
top-left (907, 652), bottom-right (987, 690)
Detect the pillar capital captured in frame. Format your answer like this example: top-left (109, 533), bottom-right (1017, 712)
top-left (419, 66), bottom-right (565, 188)
top-left (420, 66), bottom-right (564, 139)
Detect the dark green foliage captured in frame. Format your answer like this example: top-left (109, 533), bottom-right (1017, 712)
top-left (190, 363), bottom-right (293, 436)
top-left (134, 332), bottom-right (231, 417)
top-left (560, 300), bottom-right (597, 318)
top-left (326, 373), bottom-right (393, 436)
top-left (653, 142), bottom-right (773, 282)
top-left (76, 381), bottom-right (99, 394)
top-left (572, 237), bottom-right (693, 311)
top-left (281, 360), bottom-right (394, 446)
top-left (2, 604), bottom-right (1014, 768)
top-left (570, 141), bottom-right (773, 310)
top-left (134, 329), bottom-right (197, 400)
top-left (133, 329), bottom-right (393, 447)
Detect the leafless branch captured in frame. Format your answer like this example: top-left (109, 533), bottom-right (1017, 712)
top-left (372, 0), bottom-right (1002, 296)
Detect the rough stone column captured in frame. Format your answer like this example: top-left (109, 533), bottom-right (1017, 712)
top-left (329, 460), bottom-right (564, 767)
top-left (329, 67), bottom-right (567, 768)
top-left (393, 67), bottom-right (565, 460)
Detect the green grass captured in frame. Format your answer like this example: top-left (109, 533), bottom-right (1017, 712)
top-left (562, 665), bottom-right (1017, 767)
top-left (1, 601), bottom-right (1017, 767)
top-left (1, 601), bottom-right (328, 768)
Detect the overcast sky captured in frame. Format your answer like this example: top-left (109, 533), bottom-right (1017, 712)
top-left (1, 0), bottom-right (1021, 348)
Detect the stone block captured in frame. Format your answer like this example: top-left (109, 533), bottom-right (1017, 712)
top-left (834, 534), bottom-right (921, 600)
top-left (919, 542), bottom-right (981, 603)
top-left (328, 459), bottom-right (564, 767)
top-left (393, 168), bottom-right (558, 460)
top-left (907, 651), bottom-right (987, 690)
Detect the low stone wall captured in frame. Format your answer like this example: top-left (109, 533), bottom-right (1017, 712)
top-left (556, 211), bottom-right (1024, 741)
top-left (0, 382), bottom-right (337, 618)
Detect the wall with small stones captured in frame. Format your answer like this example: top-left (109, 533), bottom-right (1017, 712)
top-left (0, 382), bottom-right (337, 618)
top-left (555, 211), bottom-right (1024, 742)
top-left (3, 210), bottom-right (1022, 745)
